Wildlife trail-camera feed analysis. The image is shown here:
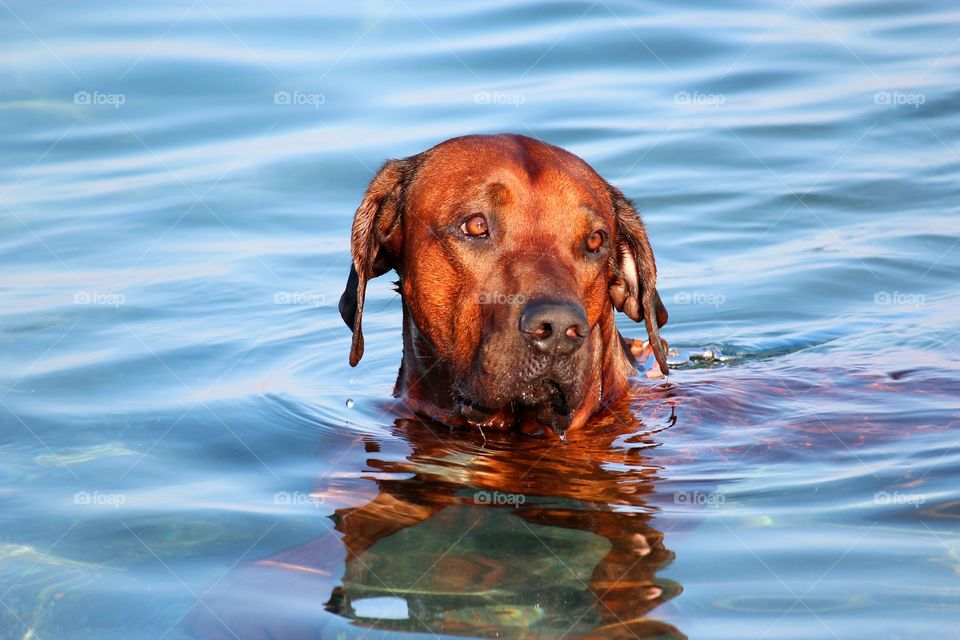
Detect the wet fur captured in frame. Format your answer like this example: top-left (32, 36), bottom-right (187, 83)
top-left (340, 133), bottom-right (669, 434)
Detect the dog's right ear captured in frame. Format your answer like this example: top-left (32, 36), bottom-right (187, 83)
top-left (339, 158), bottom-right (412, 366)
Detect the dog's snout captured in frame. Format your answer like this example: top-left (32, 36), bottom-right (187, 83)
top-left (519, 300), bottom-right (588, 355)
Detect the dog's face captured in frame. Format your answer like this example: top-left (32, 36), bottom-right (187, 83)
top-left (340, 134), bottom-right (668, 433)
top-left (401, 138), bottom-right (625, 425)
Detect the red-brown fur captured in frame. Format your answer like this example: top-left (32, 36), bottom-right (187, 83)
top-left (340, 134), bottom-right (669, 436)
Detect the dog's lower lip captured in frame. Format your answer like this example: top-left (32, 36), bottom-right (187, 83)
top-left (460, 399), bottom-right (494, 420)
top-left (454, 392), bottom-right (498, 419)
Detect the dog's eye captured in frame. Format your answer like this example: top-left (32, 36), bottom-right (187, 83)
top-left (460, 215), bottom-right (489, 237)
top-left (586, 230), bottom-right (604, 252)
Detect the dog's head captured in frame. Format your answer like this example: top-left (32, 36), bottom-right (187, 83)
top-left (340, 134), bottom-right (667, 429)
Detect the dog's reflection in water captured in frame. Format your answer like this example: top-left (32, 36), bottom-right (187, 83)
top-left (190, 408), bottom-right (684, 640)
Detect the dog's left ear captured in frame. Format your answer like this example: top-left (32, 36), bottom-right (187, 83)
top-left (339, 158), bottom-right (413, 366)
top-left (606, 184), bottom-right (670, 374)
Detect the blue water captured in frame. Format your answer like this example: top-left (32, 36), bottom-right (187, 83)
top-left (2, 1), bottom-right (959, 638)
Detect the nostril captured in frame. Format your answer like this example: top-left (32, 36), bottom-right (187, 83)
top-left (565, 325), bottom-right (584, 340)
top-left (534, 323), bottom-right (552, 340)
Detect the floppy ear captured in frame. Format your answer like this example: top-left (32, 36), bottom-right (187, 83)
top-left (606, 184), bottom-right (670, 374)
top-left (339, 158), bottom-right (412, 366)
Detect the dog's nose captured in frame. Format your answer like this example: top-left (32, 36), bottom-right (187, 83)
top-left (519, 300), bottom-right (588, 355)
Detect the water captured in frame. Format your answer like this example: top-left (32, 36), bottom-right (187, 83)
top-left (2, 1), bottom-right (959, 638)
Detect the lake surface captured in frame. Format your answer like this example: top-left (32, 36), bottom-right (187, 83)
top-left (2, 1), bottom-right (959, 638)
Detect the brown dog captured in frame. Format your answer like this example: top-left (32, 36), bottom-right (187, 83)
top-left (340, 134), bottom-right (668, 437)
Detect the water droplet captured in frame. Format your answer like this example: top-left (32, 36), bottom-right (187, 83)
top-left (345, 399), bottom-right (355, 409)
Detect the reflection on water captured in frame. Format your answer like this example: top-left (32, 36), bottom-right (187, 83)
top-left (191, 399), bottom-right (685, 639)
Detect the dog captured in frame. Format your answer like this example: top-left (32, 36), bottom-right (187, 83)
top-left (340, 134), bottom-right (669, 437)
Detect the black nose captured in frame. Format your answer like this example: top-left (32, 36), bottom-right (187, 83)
top-left (519, 300), bottom-right (588, 355)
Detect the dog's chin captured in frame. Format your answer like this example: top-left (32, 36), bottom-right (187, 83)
top-left (455, 378), bottom-right (577, 439)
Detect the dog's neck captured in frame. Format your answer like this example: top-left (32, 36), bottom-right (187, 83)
top-left (393, 302), bottom-right (458, 420)
top-left (394, 299), bottom-right (637, 433)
